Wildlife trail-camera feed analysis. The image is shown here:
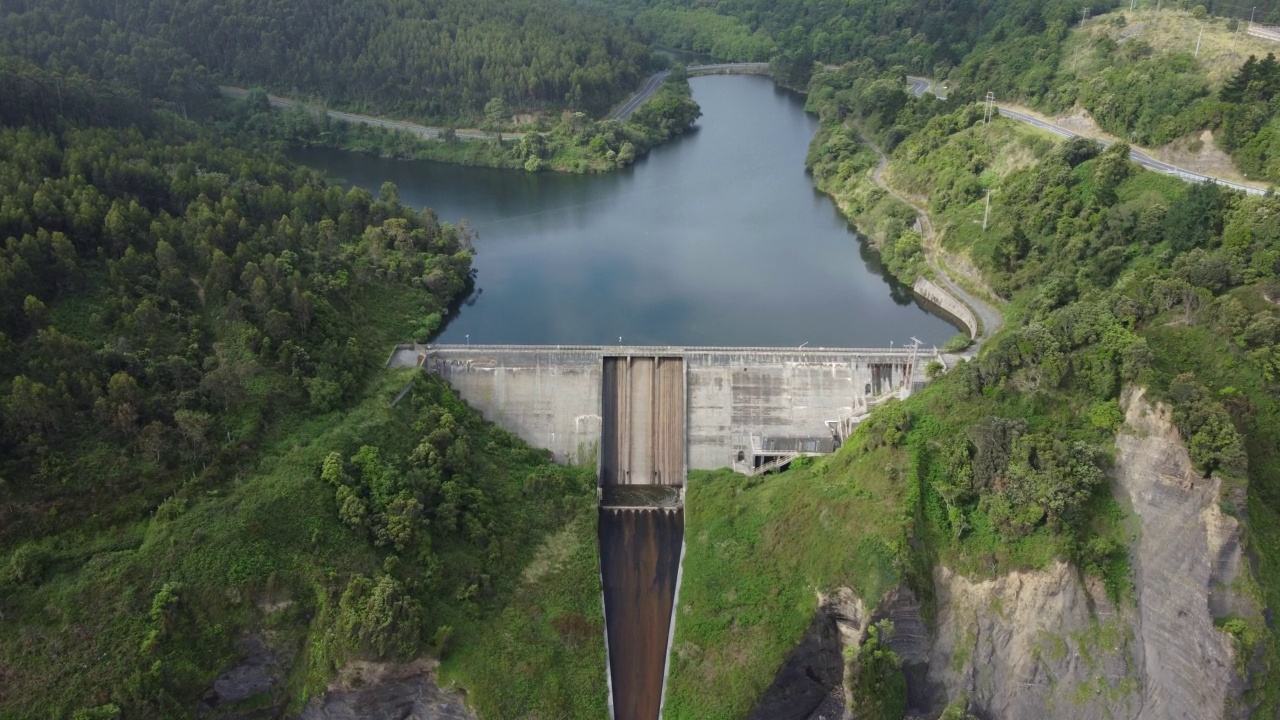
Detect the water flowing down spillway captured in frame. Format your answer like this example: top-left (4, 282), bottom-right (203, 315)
top-left (597, 355), bottom-right (686, 719)
top-left (598, 507), bottom-right (684, 720)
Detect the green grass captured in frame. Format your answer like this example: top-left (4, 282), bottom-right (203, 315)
top-left (665, 455), bottom-right (910, 720)
top-left (442, 511), bottom-right (607, 719)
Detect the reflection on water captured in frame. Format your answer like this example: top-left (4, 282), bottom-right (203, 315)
top-left (291, 75), bottom-right (958, 348)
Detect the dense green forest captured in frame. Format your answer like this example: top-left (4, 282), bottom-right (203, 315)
top-left (225, 67), bottom-right (702, 172)
top-left (573, 0), bottom-right (1126, 69)
top-left (0, 60), bottom-right (606, 717)
top-left (0, 0), bottom-right (652, 123)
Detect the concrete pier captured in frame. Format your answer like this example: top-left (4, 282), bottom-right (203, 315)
top-left (393, 344), bottom-right (935, 470)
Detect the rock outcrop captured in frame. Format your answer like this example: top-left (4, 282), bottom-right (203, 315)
top-left (927, 560), bottom-right (1136, 719)
top-left (923, 387), bottom-right (1256, 720)
top-left (746, 588), bottom-right (865, 720)
top-left (299, 659), bottom-right (475, 720)
top-left (1111, 387), bottom-right (1251, 719)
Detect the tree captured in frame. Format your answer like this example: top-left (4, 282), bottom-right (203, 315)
top-left (483, 97), bottom-right (508, 132)
top-left (848, 620), bottom-right (906, 719)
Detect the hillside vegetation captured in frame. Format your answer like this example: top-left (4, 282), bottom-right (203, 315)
top-left (0, 0), bottom-right (651, 123)
top-left (226, 67), bottom-right (702, 173)
top-left (0, 61), bottom-right (605, 718)
top-left (665, 58), bottom-right (1280, 717)
top-left (954, 8), bottom-right (1280, 183)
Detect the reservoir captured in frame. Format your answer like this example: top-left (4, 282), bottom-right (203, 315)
top-left (291, 74), bottom-right (958, 348)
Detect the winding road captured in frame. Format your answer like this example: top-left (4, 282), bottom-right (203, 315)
top-left (609, 63), bottom-right (770, 120)
top-left (609, 70), bottom-right (673, 120)
top-left (905, 76), bottom-right (1270, 196)
top-left (855, 125), bottom-right (1004, 344)
top-left (219, 86), bottom-right (505, 141)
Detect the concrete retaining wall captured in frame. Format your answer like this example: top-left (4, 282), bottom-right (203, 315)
top-left (913, 277), bottom-right (978, 339)
top-left (396, 345), bottom-right (932, 471)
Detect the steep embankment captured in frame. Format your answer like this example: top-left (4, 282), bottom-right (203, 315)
top-left (676, 57), bottom-right (1280, 720)
top-left (930, 387), bottom-right (1255, 719)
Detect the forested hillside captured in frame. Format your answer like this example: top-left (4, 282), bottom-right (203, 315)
top-left (665, 58), bottom-right (1280, 718)
top-left (953, 8), bottom-right (1280, 183)
top-left (227, 67), bottom-right (702, 173)
top-left (0, 61), bottom-right (606, 717)
top-left (572, 0), bottom-right (1122, 70)
top-left (0, 0), bottom-right (652, 122)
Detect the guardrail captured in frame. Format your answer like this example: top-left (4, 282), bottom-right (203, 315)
top-left (420, 343), bottom-right (922, 355)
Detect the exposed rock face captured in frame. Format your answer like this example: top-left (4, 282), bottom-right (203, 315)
top-left (298, 659), bottom-right (475, 720)
top-left (200, 634), bottom-right (288, 720)
top-left (927, 560), bottom-right (1135, 720)
top-left (1112, 387), bottom-right (1249, 719)
top-left (745, 610), bottom-right (846, 720)
top-left (924, 388), bottom-right (1254, 720)
top-left (746, 589), bottom-right (865, 720)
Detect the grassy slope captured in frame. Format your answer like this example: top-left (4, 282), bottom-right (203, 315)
top-left (667, 370), bottom-right (1133, 718)
top-left (1061, 10), bottom-right (1278, 93)
top-left (668, 109), bottom-right (1280, 716)
top-left (666, 453), bottom-right (909, 720)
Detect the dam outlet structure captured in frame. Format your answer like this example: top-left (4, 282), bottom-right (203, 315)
top-left (391, 343), bottom-right (942, 718)
top-left (597, 355), bottom-right (687, 720)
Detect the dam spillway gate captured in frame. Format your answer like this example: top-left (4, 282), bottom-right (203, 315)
top-left (395, 344), bottom-right (940, 719)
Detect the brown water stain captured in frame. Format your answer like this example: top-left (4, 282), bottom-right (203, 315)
top-left (598, 507), bottom-right (684, 720)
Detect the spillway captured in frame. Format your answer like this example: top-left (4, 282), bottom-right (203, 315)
top-left (598, 355), bottom-right (686, 720)
top-left (599, 507), bottom-right (684, 720)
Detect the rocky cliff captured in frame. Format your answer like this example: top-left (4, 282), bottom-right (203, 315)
top-left (923, 387), bottom-right (1257, 719)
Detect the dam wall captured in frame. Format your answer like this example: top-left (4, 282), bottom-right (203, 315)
top-left (913, 277), bottom-right (978, 339)
top-left (392, 344), bottom-right (932, 470)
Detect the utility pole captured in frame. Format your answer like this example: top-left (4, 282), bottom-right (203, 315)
top-left (984, 91), bottom-right (995, 126)
top-left (1080, 7), bottom-right (1091, 28)
top-left (1195, 22), bottom-right (1205, 58)
top-left (982, 190), bottom-right (992, 231)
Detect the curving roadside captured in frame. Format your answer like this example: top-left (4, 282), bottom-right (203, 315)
top-left (856, 125), bottom-right (1005, 346)
top-left (609, 63), bottom-right (770, 121)
top-left (905, 76), bottom-right (1271, 196)
top-left (219, 86), bottom-right (512, 141)
top-left (610, 70), bottom-right (672, 120)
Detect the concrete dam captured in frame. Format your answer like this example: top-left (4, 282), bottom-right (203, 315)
top-left (391, 344), bottom-right (934, 473)
top-left (388, 343), bottom-right (937, 719)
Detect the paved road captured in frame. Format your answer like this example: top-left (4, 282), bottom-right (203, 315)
top-left (904, 76), bottom-right (1269, 196)
top-left (1247, 25), bottom-right (1280, 42)
top-left (219, 86), bottom-right (503, 141)
top-left (610, 70), bottom-right (672, 120)
top-left (609, 63), bottom-right (770, 121)
top-left (856, 124), bottom-right (1004, 345)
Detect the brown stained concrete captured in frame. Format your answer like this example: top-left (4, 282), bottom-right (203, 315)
top-left (599, 508), bottom-right (684, 720)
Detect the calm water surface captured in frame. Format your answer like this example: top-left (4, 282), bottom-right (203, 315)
top-left (291, 75), bottom-right (957, 347)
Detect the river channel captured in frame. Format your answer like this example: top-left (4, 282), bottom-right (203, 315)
top-left (291, 74), bottom-right (957, 347)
